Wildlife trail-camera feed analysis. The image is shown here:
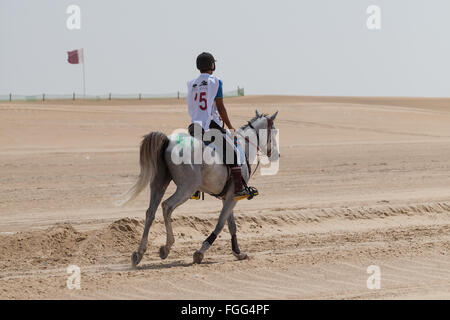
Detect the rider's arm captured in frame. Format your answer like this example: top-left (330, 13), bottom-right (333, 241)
top-left (215, 97), bottom-right (234, 131)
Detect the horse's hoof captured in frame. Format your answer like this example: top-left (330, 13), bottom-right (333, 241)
top-left (159, 246), bottom-right (169, 260)
top-left (131, 251), bottom-right (142, 268)
top-left (233, 251), bottom-right (248, 260)
top-left (193, 250), bottom-right (204, 264)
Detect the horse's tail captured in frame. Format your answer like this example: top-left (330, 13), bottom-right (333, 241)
top-left (120, 132), bottom-right (169, 205)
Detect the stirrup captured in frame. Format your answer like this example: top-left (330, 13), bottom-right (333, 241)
top-left (233, 186), bottom-right (259, 201)
top-left (246, 186), bottom-right (259, 200)
top-left (191, 190), bottom-right (200, 200)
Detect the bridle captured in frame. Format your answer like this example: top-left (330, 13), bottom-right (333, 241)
top-left (245, 116), bottom-right (273, 158)
top-left (238, 116), bottom-right (274, 179)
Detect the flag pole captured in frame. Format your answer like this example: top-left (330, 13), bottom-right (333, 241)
top-left (81, 49), bottom-right (86, 97)
top-left (82, 60), bottom-right (86, 97)
top-left (67, 49), bottom-right (86, 96)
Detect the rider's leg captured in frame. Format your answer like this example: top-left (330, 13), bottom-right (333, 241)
top-left (223, 133), bottom-right (257, 201)
top-left (231, 166), bottom-right (243, 192)
top-left (222, 130), bottom-right (258, 201)
top-left (231, 165), bottom-right (252, 200)
top-left (188, 122), bottom-right (203, 200)
top-left (219, 129), bottom-right (246, 197)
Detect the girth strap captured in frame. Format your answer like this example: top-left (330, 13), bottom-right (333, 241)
top-left (209, 166), bottom-right (232, 199)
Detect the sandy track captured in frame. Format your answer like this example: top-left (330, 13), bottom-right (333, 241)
top-left (0, 96), bottom-right (449, 299)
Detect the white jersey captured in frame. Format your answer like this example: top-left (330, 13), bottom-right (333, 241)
top-left (187, 73), bottom-right (221, 130)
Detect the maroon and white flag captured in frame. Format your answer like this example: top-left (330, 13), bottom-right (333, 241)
top-left (67, 49), bottom-right (84, 64)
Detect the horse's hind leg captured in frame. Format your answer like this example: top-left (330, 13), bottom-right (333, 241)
top-left (227, 212), bottom-right (248, 260)
top-left (131, 172), bottom-right (170, 267)
top-left (159, 185), bottom-right (196, 259)
top-left (193, 196), bottom-right (236, 264)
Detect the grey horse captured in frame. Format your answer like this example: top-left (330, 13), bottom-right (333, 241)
top-left (122, 110), bottom-right (279, 266)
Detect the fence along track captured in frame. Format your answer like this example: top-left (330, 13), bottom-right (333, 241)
top-left (0, 87), bottom-right (244, 102)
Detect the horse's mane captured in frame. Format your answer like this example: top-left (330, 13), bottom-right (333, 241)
top-left (240, 113), bottom-right (268, 130)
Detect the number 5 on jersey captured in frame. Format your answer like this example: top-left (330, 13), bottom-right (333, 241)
top-left (194, 92), bottom-right (207, 110)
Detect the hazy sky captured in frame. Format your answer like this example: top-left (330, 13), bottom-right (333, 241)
top-left (1, 0), bottom-right (450, 96)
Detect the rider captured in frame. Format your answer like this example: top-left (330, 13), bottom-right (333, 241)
top-left (187, 52), bottom-right (256, 201)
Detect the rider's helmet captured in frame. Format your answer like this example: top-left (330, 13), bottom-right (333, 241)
top-left (196, 52), bottom-right (216, 72)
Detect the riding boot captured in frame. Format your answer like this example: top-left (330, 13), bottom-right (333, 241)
top-left (231, 166), bottom-right (249, 201)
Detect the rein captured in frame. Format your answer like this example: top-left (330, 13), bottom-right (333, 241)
top-left (211, 116), bottom-right (273, 199)
top-left (237, 116), bottom-right (273, 179)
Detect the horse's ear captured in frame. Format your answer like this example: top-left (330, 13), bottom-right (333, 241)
top-left (270, 111), bottom-right (278, 121)
top-left (255, 110), bottom-right (260, 117)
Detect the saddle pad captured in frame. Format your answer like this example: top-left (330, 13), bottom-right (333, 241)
top-left (169, 133), bottom-right (245, 166)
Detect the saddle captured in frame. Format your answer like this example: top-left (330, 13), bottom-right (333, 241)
top-left (187, 123), bottom-right (253, 200)
top-left (187, 122), bottom-right (245, 168)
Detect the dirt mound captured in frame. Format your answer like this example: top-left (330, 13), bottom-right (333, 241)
top-left (0, 223), bottom-right (86, 269)
top-left (0, 218), bottom-right (146, 270)
top-left (105, 217), bottom-right (144, 249)
top-left (109, 217), bottom-right (143, 233)
top-left (2, 201), bottom-right (449, 271)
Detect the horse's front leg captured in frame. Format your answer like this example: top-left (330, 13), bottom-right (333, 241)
top-left (227, 212), bottom-right (248, 260)
top-left (193, 196), bottom-right (236, 264)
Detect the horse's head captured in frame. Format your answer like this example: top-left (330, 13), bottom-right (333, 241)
top-left (243, 110), bottom-right (279, 160)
